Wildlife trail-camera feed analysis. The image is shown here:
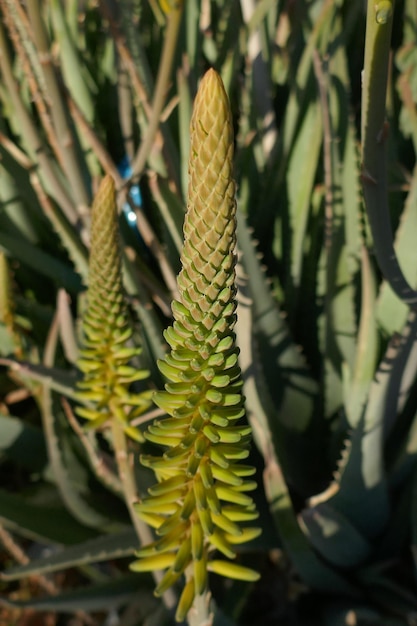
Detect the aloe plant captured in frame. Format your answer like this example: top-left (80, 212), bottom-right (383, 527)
top-left (1, 1), bottom-right (417, 625)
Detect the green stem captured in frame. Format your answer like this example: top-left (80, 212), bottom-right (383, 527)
top-left (62, 398), bottom-right (123, 497)
top-left (0, 18), bottom-right (77, 224)
top-left (361, 0), bottom-right (417, 306)
top-left (40, 314), bottom-right (114, 530)
top-left (26, 0), bottom-right (91, 210)
top-left (187, 592), bottom-right (213, 626)
top-left (102, 0), bottom-right (179, 182)
top-left (29, 171), bottom-right (89, 282)
top-left (130, 6), bottom-right (183, 179)
top-left (240, 0), bottom-right (278, 165)
top-left (49, 0), bottom-right (94, 123)
top-left (110, 419), bottom-right (176, 610)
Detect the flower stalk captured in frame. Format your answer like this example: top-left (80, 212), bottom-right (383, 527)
top-left (75, 175), bottom-right (153, 441)
top-left (131, 69), bottom-right (260, 623)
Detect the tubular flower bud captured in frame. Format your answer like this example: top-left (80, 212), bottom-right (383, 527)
top-left (76, 175), bottom-right (152, 440)
top-left (130, 69), bottom-right (260, 620)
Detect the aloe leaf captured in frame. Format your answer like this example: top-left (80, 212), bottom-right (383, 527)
top-left (57, 289), bottom-right (79, 364)
top-left (38, 305), bottom-right (127, 531)
top-left (0, 358), bottom-right (78, 399)
top-left (0, 19), bottom-right (78, 225)
top-left (177, 65), bottom-right (192, 199)
top-left (25, 1), bottom-right (91, 209)
top-left (299, 502), bottom-right (371, 569)
top-left (325, 422), bottom-right (387, 541)
top-left (379, 311), bottom-right (417, 441)
top-left (248, 2), bottom-right (334, 249)
top-left (263, 460), bottom-right (356, 595)
top-left (396, 0), bottom-right (417, 156)
top-left (286, 100), bottom-right (322, 302)
top-left (130, 4), bottom-right (183, 183)
top-left (117, 6), bottom-right (179, 181)
top-left (324, 330), bottom-right (411, 538)
top-left (390, 403), bottom-right (417, 487)
top-left (340, 116), bottom-right (363, 276)
top-left (183, 0), bottom-right (201, 74)
top-left (237, 216), bottom-right (318, 432)
top-left (319, 311), bottom-right (417, 542)
top-left (362, 0), bottom-right (417, 306)
top-left (122, 253), bottom-right (168, 366)
top-left (0, 153), bottom-right (39, 243)
top-left (236, 217), bottom-right (323, 495)
top-left (0, 232), bottom-right (82, 294)
top-left (147, 173), bottom-right (184, 258)
top-left (0, 414), bottom-right (47, 472)
top-left (0, 574), bottom-right (154, 613)
top-left (239, 295), bottom-right (353, 593)
top-left (279, 2), bottom-right (333, 170)
top-left (117, 0), bottom-right (153, 94)
top-left (329, 31), bottom-right (363, 338)
top-left (376, 165), bottom-right (417, 336)
top-left (32, 185), bottom-right (89, 283)
top-left (2, 529), bottom-right (138, 580)
top-left (396, 45), bottom-right (417, 156)
top-left (49, 0), bottom-right (94, 124)
top-left (345, 246), bottom-right (379, 428)
top-left (40, 385), bottom-right (127, 532)
top-left (0, 487), bottom-right (96, 544)
top-left (352, 312), bottom-right (417, 487)
top-left (402, 0), bottom-right (417, 46)
top-left (247, 0), bottom-right (279, 34)
top-left (372, 477), bottom-right (412, 563)
top-left (315, 34), bottom-right (358, 420)
top-left (240, 0), bottom-right (278, 166)
top-left (48, 0), bottom-right (100, 177)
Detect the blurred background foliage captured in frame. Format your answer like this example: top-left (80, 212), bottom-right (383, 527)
top-left (0, 0), bottom-right (417, 625)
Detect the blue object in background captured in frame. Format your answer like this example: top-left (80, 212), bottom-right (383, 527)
top-left (118, 155), bottom-right (142, 225)
top-left (117, 156), bottom-right (151, 262)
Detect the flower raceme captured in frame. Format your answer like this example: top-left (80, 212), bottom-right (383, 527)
top-left (76, 175), bottom-right (152, 441)
top-left (131, 69), bottom-right (261, 621)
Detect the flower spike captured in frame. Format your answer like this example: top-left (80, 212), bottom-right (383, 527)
top-left (131, 69), bottom-right (260, 622)
top-left (76, 175), bottom-right (152, 440)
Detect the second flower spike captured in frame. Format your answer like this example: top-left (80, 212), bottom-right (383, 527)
top-left (131, 69), bottom-right (260, 622)
top-left (76, 175), bottom-right (152, 441)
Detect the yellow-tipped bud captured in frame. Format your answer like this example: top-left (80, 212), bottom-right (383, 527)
top-left (194, 556), bottom-right (208, 595)
top-left (191, 521), bottom-right (204, 560)
top-left (175, 577), bottom-right (195, 622)
top-left (226, 527), bottom-right (262, 544)
top-left (130, 553), bottom-right (176, 572)
top-left (208, 560), bottom-right (261, 582)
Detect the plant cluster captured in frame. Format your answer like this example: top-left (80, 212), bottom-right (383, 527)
top-left (0, 1), bottom-right (417, 626)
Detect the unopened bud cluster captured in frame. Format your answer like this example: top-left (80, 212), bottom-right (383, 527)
top-left (76, 176), bottom-right (152, 440)
top-left (131, 70), bottom-right (260, 622)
